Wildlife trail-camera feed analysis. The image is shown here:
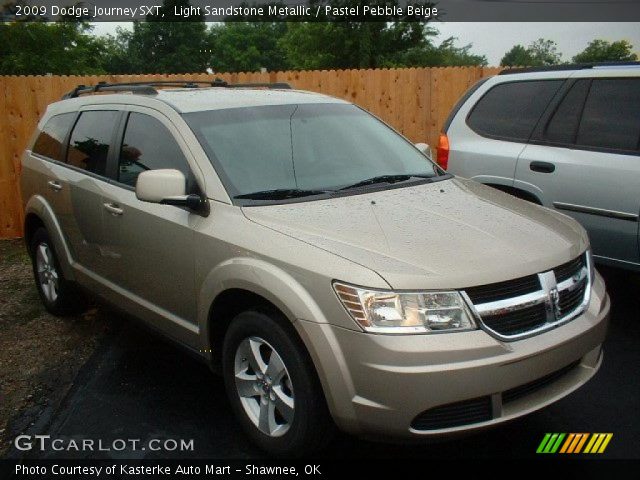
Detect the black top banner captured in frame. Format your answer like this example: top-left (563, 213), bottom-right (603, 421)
top-left (2, 0), bottom-right (640, 22)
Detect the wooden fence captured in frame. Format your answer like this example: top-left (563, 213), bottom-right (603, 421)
top-left (0, 66), bottom-right (502, 238)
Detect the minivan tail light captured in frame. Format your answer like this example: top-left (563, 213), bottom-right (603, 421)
top-left (436, 133), bottom-right (450, 170)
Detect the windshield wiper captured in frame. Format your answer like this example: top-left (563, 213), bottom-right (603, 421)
top-left (338, 174), bottom-right (433, 191)
top-left (234, 188), bottom-right (331, 200)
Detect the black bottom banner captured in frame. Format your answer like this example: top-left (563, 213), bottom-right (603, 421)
top-left (2, 459), bottom-right (638, 479)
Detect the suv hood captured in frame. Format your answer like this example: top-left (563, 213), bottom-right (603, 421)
top-left (242, 178), bottom-right (589, 290)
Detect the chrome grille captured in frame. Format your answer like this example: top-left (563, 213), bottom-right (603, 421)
top-left (555, 256), bottom-right (585, 283)
top-left (463, 253), bottom-right (591, 341)
top-left (559, 278), bottom-right (588, 316)
top-left (481, 303), bottom-right (547, 336)
top-left (465, 274), bottom-right (540, 304)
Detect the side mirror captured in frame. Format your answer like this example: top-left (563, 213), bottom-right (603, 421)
top-left (135, 169), bottom-right (207, 214)
top-left (415, 142), bottom-right (433, 160)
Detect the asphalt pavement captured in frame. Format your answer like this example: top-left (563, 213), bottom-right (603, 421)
top-left (10, 267), bottom-right (640, 460)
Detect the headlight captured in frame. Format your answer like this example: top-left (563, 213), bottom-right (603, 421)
top-left (333, 282), bottom-right (477, 334)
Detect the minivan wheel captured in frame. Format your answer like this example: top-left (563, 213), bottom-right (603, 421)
top-left (234, 336), bottom-right (295, 437)
top-left (30, 227), bottom-right (85, 316)
top-left (222, 310), bottom-right (334, 456)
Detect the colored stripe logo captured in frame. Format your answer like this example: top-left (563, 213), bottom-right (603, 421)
top-left (537, 433), bottom-right (613, 454)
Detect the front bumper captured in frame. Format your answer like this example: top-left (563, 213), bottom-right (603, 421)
top-left (296, 271), bottom-right (610, 438)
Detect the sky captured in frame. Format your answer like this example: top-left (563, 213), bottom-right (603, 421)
top-left (90, 22), bottom-right (640, 66)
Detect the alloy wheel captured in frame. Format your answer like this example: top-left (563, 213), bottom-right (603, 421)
top-left (35, 242), bottom-right (58, 303)
top-left (233, 336), bottom-right (295, 437)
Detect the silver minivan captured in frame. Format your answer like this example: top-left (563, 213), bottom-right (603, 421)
top-left (21, 81), bottom-right (609, 456)
top-left (443, 64), bottom-right (640, 271)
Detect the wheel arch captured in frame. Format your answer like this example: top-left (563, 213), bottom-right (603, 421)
top-left (24, 212), bottom-right (45, 253)
top-left (486, 183), bottom-right (543, 205)
top-left (207, 288), bottom-right (287, 370)
top-left (23, 195), bottom-right (76, 280)
top-left (199, 258), bottom-right (330, 367)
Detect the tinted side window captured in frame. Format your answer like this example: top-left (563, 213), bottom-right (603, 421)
top-left (118, 113), bottom-right (193, 189)
top-left (576, 78), bottom-right (640, 152)
top-left (32, 113), bottom-right (75, 161)
top-left (442, 77), bottom-right (490, 133)
top-left (544, 80), bottom-right (590, 145)
top-left (67, 111), bottom-right (119, 176)
top-left (467, 80), bottom-right (563, 141)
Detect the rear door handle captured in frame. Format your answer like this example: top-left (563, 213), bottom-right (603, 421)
top-left (47, 180), bottom-right (63, 191)
top-left (530, 161), bottom-right (555, 173)
top-left (103, 203), bottom-right (124, 216)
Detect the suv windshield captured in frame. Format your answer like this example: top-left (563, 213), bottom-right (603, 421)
top-left (184, 103), bottom-right (443, 202)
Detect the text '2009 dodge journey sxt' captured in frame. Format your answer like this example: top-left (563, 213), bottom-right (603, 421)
top-left (20, 81), bottom-right (609, 456)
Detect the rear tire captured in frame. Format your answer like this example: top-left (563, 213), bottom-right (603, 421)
top-left (30, 227), bottom-right (85, 316)
top-left (222, 309), bottom-right (334, 456)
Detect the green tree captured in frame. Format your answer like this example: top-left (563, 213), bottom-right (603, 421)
top-left (0, 21), bottom-right (107, 75)
top-left (572, 39), bottom-right (637, 63)
top-left (500, 44), bottom-right (535, 67)
top-left (0, 0), bottom-right (489, 75)
top-left (279, 14), bottom-right (436, 69)
top-left (500, 39), bottom-right (561, 67)
top-left (277, 0), bottom-right (486, 70)
top-left (281, 23), bottom-right (486, 70)
top-left (102, 0), bottom-right (210, 73)
top-left (528, 38), bottom-right (561, 65)
top-left (99, 27), bottom-right (136, 74)
top-left (395, 38), bottom-right (487, 67)
top-left (208, 22), bottom-right (289, 73)
top-left (428, 37), bottom-right (487, 66)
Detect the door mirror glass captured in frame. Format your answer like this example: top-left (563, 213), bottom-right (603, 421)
top-left (415, 142), bottom-right (432, 160)
top-left (136, 169), bottom-right (186, 203)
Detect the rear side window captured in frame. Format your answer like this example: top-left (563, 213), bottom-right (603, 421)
top-left (442, 77), bottom-right (490, 133)
top-left (32, 113), bottom-right (75, 161)
top-left (467, 80), bottom-right (563, 141)
top-left (67, 111), bottom-right (119, 176)
top-left (576, 78), bottom-right (640, 152)
top-left (544, 80), bottom-right (590, 145)
top-left (117, 112), bottom-right (193, 189)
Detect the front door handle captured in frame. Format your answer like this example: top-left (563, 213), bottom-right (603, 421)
top-left (530, 161), bottom-right (555, 173)
top-left (47, 180), bottom-right (63, 191)
top-left (103, 203), bottom-right (124, 216)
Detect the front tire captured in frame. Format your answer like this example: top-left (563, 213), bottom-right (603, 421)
top-left (222, 310), bottom-right (333, 456)
top-left (30, 227), bottom-right (85, 316)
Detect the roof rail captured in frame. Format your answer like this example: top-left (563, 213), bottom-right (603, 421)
top-left (62, 81), bottom-right (206, 99)
top-left (210, 78), bottom-right (293, 90)
top-left (499, 61), bottom-right (640, 75)
top-left (62, 79), bottom-right (292, 99)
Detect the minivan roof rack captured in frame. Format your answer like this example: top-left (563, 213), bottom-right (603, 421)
top-left (62, 79), bottom-right (292, 99)
top-left (498, 61), bottom-right (640, 75)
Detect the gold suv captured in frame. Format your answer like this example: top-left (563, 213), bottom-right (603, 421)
top-left (21, 81), bottom-right (609, 456)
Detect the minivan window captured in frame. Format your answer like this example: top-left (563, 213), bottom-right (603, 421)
top-left (32, 113), bottom-right (75, 161)
top-left (66, 111), bottom-right (119, 176)
top-left (185, 103), bottom-right (440, 200)
top-left (576, 78), bottom-right (640, 152)
top-left (467, 80), bottom-right (563, 141)
top-left (118, 113), bottom-right (193, 189)
top-left (544, 80), bottom-right (590, 145)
